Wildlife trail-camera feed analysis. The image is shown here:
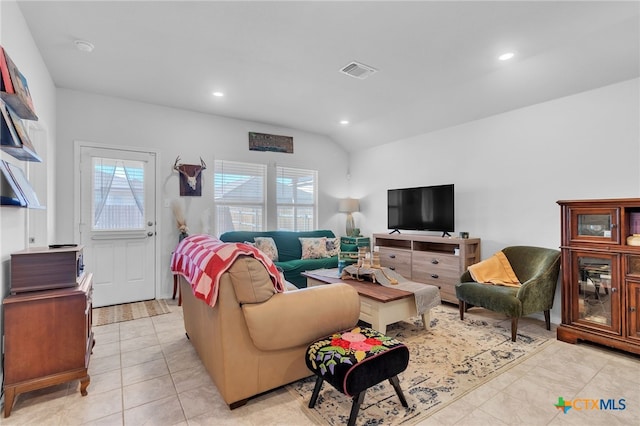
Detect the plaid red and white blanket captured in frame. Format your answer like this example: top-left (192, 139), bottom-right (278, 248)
top-left (170, 234), bottom-right (285, 307)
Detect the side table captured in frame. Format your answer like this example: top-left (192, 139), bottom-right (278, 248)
top-left (171, 249), bottom-right (182, 306)
top-left (340, 236), bottom-right (370, 265)
top-left (172, 274), bottom-right (182, 306)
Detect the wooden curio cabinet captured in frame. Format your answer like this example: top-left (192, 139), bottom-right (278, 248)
top-left (557, 198), bottom-right (640, 354)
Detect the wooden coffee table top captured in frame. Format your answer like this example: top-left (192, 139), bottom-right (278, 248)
top-left (302, 270), bottom-right (413, 303)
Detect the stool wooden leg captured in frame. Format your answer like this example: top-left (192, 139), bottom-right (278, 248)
top-left (348, 392), bottom-right (365, 426)
top-left (389, 375), bottom-right (408, 407)
top-left (309, 376), bottom-right (324, 408)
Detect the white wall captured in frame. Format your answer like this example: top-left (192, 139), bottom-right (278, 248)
top-left (349, 78), bottom-right (640, 323)
top-left (55, 89), bottom-right (350, 298)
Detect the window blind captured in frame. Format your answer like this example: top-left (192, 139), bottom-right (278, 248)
top-left (214, 160), bottom-right (266, 233)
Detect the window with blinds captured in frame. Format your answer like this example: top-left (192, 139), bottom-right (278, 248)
top-left (276, 166), bottom-right (317, 231)
top-left (214, 160), bottom-right (266, 233)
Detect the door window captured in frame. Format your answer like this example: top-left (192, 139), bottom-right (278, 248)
top-left (92, 157), bottom-right (145, 230)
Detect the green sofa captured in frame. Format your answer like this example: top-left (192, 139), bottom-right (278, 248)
top-left (219, 230), bottom-right (338, 288)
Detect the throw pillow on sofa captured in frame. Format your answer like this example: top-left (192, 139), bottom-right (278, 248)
top-left (254, 237), bottom-right (279, 261)
top-left (326, 237), bottom-right (340, 257)
top-left (300, 237), bottom-right (328, 259)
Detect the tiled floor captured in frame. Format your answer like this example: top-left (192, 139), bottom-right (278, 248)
top-left (1, 300), bottom-right (638, 425)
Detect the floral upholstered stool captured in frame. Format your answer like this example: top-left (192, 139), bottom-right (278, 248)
top-left (305, 327), bottom-right (410, 426)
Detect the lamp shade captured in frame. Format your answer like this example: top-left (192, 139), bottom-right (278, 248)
top-left (338, 198), bottom-right (360, 213)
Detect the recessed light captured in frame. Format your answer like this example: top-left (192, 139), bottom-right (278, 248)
top-left (498, 52), bottom-right (515, 61)
top-left (74, 40), bottom-right (94, 53)
top-left (340, 120), bottom-right (349, 125)
top-left (212, 92), bottom-right (224, 97)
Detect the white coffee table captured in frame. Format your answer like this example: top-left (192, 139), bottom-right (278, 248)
top-left (303, 269), bottom-right (436, 334)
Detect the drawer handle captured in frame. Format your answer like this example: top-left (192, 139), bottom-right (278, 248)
top-left (431, 274), bottom-right (439, 279)
top-left (431, 259), bottom-right (439, 264)
top-left (389, 255), bottom-right (396, 259)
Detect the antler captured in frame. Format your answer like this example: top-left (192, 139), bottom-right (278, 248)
top-left (199, 157), bottom-right (207, 170)
top-left (173, 156), bottom-right (182, 172)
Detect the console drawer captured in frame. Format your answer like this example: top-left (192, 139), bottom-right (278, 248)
top-left (378, 247), bottom-right (411, 278)
top-left (412, 252), bottom-right (459, 282)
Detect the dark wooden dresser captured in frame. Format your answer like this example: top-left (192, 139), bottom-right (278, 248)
top-left (2, 272), bottom-right (93, 417)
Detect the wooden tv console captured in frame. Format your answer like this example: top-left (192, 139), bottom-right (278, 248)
top-left (373, 233), bottom-right (481, 303)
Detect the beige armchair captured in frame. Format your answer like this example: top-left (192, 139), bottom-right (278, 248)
top-left (179, 255), bottom-right (361, 409)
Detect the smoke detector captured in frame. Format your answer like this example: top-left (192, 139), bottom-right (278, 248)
top-left (74, 40), bottom-right (95, 53)
top-left (339, 61), bottom-right (378, 79)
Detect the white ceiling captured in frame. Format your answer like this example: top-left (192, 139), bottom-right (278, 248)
top-left (17, 1), bottom-right (640, 152)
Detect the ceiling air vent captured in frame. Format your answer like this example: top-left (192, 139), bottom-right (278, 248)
top-left (339, 61), bottom-right (378, 79)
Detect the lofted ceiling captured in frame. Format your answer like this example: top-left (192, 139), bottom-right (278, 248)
top-left (17, 1), bottom-right (640, 152)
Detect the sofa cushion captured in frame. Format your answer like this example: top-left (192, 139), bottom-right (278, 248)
top-left (242, 283), bottom-right (361, 351)
top-left (277, 257), bottom-right (339, 288)
top-left (455, 281), bottom-right (522, 317)
top-left (227, 256), bottom-right (277, 304)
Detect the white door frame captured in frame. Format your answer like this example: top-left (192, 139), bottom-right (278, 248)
top-left (73, 141), bottom-right (162, 301)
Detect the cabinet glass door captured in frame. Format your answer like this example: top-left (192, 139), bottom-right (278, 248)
top-left (573, 252), bottom-right (620, 333)
top-left (626, 256), bottom-right (640, 341)
top-left (570, 208), bottom-right (619, 244)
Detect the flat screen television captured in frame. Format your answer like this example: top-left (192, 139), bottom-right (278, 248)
top-left (387, 184), bottom-right (454, 236)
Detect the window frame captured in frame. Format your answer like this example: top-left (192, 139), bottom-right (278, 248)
top-left (213, 160), bottom-right (318, 234)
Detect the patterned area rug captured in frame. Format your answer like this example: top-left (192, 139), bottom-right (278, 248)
top-left (286, 304), bottom-right (552, 425)
top-left (92, 299), bottom-right (171, 326)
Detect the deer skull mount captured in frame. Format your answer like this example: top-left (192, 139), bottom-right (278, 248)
top-left (173, 156), bottom-right (207, 196)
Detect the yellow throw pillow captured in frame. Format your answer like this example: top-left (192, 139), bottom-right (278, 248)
top-left (468, 251), bottom-right (520, 287)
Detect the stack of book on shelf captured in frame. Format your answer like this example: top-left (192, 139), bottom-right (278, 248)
top-left (0, 45), bottom-right (40, 162)
top-left (0, 160), bottom-right (43, 208)
top-left (0, 45), bottom-right (43, 208)
top-left (0, 46), bottom-right (37, 120)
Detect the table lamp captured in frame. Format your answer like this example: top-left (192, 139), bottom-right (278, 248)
top-left (339, 198), bottom-right (360, 236)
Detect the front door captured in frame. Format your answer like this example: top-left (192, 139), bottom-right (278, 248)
top-left (79, 145), bottom-right (157, 307)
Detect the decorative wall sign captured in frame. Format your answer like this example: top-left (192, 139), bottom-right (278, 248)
top-left (173, 156), bottom-right (206, 196)
top-left (249, 132), bottom-right (293, 153)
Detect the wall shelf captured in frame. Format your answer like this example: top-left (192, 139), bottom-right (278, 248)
top-left (0, 160), bottom-right (44, 208)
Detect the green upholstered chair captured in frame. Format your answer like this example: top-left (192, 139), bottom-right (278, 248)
top-left (455, 246), bottom-right (561, 341)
